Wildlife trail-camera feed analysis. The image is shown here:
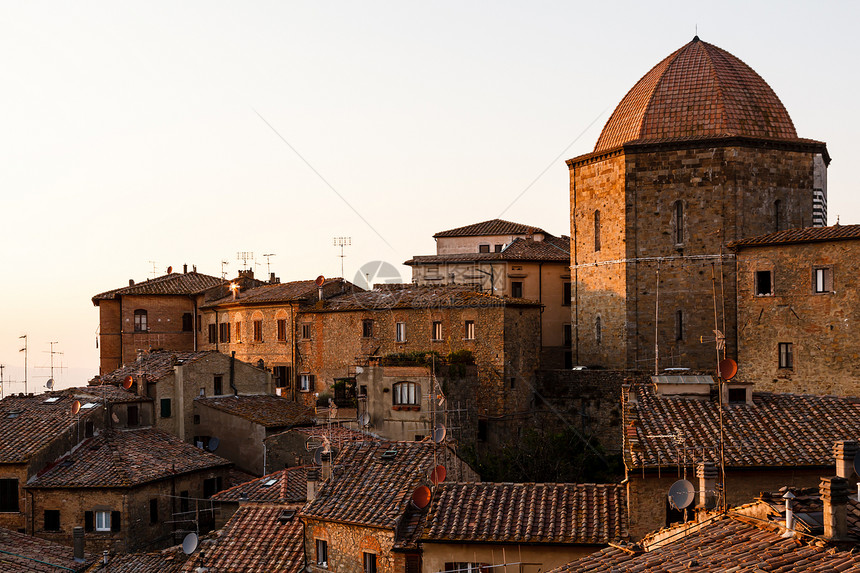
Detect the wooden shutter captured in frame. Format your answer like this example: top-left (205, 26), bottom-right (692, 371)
top-left (111, 511), bottom-right (121, 532)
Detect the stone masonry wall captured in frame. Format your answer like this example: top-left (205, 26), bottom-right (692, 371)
top-left (304, 520), bottom-right (394, 573)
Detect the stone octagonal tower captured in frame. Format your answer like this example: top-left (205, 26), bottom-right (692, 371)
top-left (568, 37), bottom-right (829, 371)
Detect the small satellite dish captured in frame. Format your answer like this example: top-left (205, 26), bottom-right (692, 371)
top-left (167, 266), bottom-right (173, 274)
top-left (122, 376), bottom-right (134, 390)
top-left (46, 379), bottom-right (54, 390)
top-left (313, 447), bottom-right (324, 466)
top-left (208, 437), bottom-right (220, 452)
top-left (432, 424), bottom-right (447, 443)
top-left (719, 358), bottom-right (738, 381)
top-left (111, 412), bottom-right (119, 423)
top-left (359, 412), bottom-right (371, 427)
top-left (411, 485), bottom-right (432, 509)
top-left (71, 400), bottom-right (81, 415)
top-left (315, 275), bottom-right (326, 287)
top-left (430, 465), bottom-right (447, 485)
top-left (668, 479), bottom-right (696, 510)
top-left (181, 532), bottom-right (198, 555)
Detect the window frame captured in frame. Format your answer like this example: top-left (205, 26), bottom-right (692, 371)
top-left (675, 309), bottom-right (684, 342)
top-left (431, 321), bottom-right (443, 341)
top-left (464, 320), bottom-right (475, 340)
top-left (562, 282), bottom-right (572, 306)
top-left (219, 322), bottom-right (231, 344)
top-left (208, 323), bottom-right (217, 344)
top-left (478, 244), bottom-right (490, 254)
top-left (213, 375), bottom-right (223, 396)
top-left (301, 323), bottom-right (312, 340)
top-left (511, 281), bottom-right (523, 299)
top-left (277, 319), bottom-right (287, 341)
top-left (316, 538), bottom-right (328, 568)
top-left (395, 322), bottom-right (406, 343)
top-left (755, 270), bottom-right (773, 296)
top-left (181, 313), bottom-right (193, 332)
top-left (674, 200), bottom-right (684, 245)
top-left (364, 552), bottom-right (378, 573)
top-left (362, 319), bottom-right (374, 338)
top-left (813, 267), bottom-right (833, 294)
top-left (778, 342), bottom-right (793, 369)
top-left (133, 310), bottom-right (148, 333)
top-left (393, 381), bottom-right (421, 406)
top-left (95, 510), bottom-right (111, 532)
top-left (253, 320), bottom-right (263, 342)
top-left (594, 209), bottom-right (601, 252)
top-left (160, 398), bottom-right (172, 418)
top-left (44, 509), bottom-right (60, 531)
top-left (299, 374), bottom-right (315, 393)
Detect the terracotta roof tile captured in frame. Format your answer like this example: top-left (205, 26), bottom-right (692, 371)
top-left (0, 527), bottom-right (93, 572)
top-left (97, 350), bottom-right (213, 385)
top-left (433, 219), bottom-right (548, 238)
top-left (406, 235), bottom-right (570, 265)
top-left (423, 482), bottom-right (627, 544)
top-left (201, 278), bottom-right (356, 309)
top-left (195, 395), bottom-right (314, 428)
top-left (759, 486), bottom-right (860, 539)
top-left (729, 224), bottom-right (860, 248)
top-left (305, 284), bottom-right (540, 313)
top-left (92, 272), bottom-right (224, 303)
top-left (88, 546), bottom-right (191, 573)
top-left (28, 428), bottom-right (231, 488)
top-left (626, 385), bottom-right (860, 469)
top-left (212, 466), bottom-right (310, 504)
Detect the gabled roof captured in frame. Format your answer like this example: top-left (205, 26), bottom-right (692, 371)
top-left (27, 428), bottom-right (231, 488)
top-left (0, 527), bottom-right (93, 572)
top-left (92, 272), bottom-right (224, 304)
top-left (211, 466), bottom-right (309, 504)
top-left (759, 486), bottom-right (860, 539)
top-left (423, 482), bottom-right (627, 545)
top-left (201, 278), bottom-right (355, 309)
top-left (626, 384), bottom-right (860, 469)
top-left (96, 351), bottom-right (215, 385)
top-left (87, 546), bottom-right (191, 573)
top-left (434, 219), bottom-right (547, 238)
top-left (195, 395), bottom-right (315, 428)
top-left (405, 235), bottom-right (570, 265)
top-left (728, 224), bottom-right (860, 248)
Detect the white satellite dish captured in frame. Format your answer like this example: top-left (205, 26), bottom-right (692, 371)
top-left (668, 479), bottom-right (696, 510)
top-left (355, 366), bottom-right (364, 375)
top-left (208, 437), bottom-right (220, 452)
top-left (182, 532), bottom-right (198, 555)
top-left (432, 424), bottom-right (446, 443)
top-left (359, 412), bottom-right (371, 427)
top-left (46, 379), bottom-right (54, 390)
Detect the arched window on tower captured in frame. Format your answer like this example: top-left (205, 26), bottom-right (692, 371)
top-left (595, 316), bottom-right (602, 346)
top-left (594, 210), bottom-right (601, 252)
top-left (674, 201), bottom-right (684, 245)
top-left (773, 199), bottom-right (781, 232)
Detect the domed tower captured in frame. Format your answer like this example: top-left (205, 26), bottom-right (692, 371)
top-left (568, 37), bottom-right (829, 371)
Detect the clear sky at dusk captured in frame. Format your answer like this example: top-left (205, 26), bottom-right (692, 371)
top-left (1, 1), bottom-right (857, 392)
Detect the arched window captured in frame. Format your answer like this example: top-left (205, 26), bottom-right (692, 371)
top-left (134, 310), bottom-right (148, 332)
top-left (674, 201), bottom-right (684, 245)
top-left (393, 381), bottom-right (420, 406)
top-left (595, 316), bottom-right (602, 346)
top-left (774, 199), bottom-right (781, 232)
top-left (594, 210), bottom-right (601, 252)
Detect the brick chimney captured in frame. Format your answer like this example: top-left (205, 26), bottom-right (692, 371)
top-left (696, 461), bottom-right (717, 510)
top-left (820, 476), bottom-right (850, 540)
top-left (306, 468), bottom-right (320, 502)
top-left (834, 440), bottom-right (857, 480)
top-left (73, 526), bottom-right (85, 562)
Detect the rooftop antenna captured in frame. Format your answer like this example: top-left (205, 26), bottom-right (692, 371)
top-left (0, 364), bottom-right (4, 400)
top-left (46, 342), bottom-right (60, 384)
top-left (237, 251), bottom-right (254, 270)
top-left (263, 253), bottom-right (276, 276)
top-left (221, 260), bottom-right (230, 279)
top-left (19, 335), bottom-right (27, 395)
top-left (147, 260), bottom-right (158, 279)
top-left (333, 237), bottom-right (351, 278)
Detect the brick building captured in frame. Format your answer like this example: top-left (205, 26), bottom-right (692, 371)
top-left (568, 36), bottom-right (829, 371)
top-left (210, 465), bottom-right (310, 527)
top-left (0, 526), bottom-right (93, 572)
top-left (406, 219), bottom-right (572, 368)
top-left (730, 225), bottom-right (860, 396)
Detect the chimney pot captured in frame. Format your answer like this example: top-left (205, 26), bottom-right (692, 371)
top-left (183, 264), bottom-right (188, 274)
top-left (696, 461), bottom-right (717, 510)
top-left (129, 279), bottom-right (135, 286)
top-left (834, 440), bottom-right (858, 479)
top-left (307, 468), bottom-right (320, 502)
top-left (820, 476), bottom-right (850, 540)
top-left (73, 526), bottom-right (85, 561)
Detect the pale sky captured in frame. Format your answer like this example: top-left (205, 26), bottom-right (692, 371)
top-left (1, 1), bottom-right (856, 392)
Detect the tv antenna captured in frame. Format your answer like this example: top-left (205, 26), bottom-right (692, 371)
top-left (221, 260), bottom-right (230, 279)
top-left (0, 364), bottom-right (4, 399)
top-left (237, 251), bottom-right (254, 270)
top-left (19, 335), bottom-right (27, 395)
top-left (147, 260), bottom-right (158, 279)
top-left (333, 237), bottom-right (351, 278)
top-left (262, 253), bottom-right (276, 276)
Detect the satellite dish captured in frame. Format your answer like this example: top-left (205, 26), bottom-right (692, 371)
top-left (359, 412), bottom-right (371, 427)
top-left (430, 465), bottom-right (447, 485)
top-left (315, 275), bottom-right (326, 287)
top-left (167, 266), bottom-right (173, 274)
top-left (122, 376), bottom-right (133, 390)
top-left (46, 379), bottom-right (54, 390)
top-left (719, 358), bottom-right (738, 381)
top-left (355, 366), bottom-right (364, 375)
top-left (305, 436), bottom-right (325, 452)
top-left (411, 485), bottom-right (432, 509)
top-left (71, 400), bottom-right (81, 415)
top-left (313, 447), bottom-right (324, 466)
top-left (111, 412), bottom-right (119, 423)
top-left (181, 532), bottom-right (198, 555)
top-left (208, 437), bottom-right (220, 452)
top-left (668, 479), bottom-right (696, 510)
top-left (432, 424), bottom-right (447, 443)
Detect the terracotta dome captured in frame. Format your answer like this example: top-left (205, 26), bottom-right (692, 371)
top-left (594, 37), bottom-right (798, 152)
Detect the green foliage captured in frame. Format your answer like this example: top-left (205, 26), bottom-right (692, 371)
top-left (315, 391), bottom-right (332, 406)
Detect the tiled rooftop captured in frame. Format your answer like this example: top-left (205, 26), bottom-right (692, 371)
top-left (89, 546), bottom-right (191, 573)
top-left (423, 482), bottom-right (627, 544)
top-left (69, 385), bottom-right (150, 404)
top-left (406, 235), bottom-right (570, 265)
top-left (626, 384), bottom-right (860, 469)
top-left (97, 350), bottom-right (213, 385)
top-left (92, 272), bottom-right (224, 303)
top-left (433, 219), bottom-right (547, 238)
top-left (0, 526), bottom-right (92, 572)
top-left (729, 224), bottom-right (860, 248)
top-left (593, 37), bottom-right (800, 153)
top-left (28, 428), bottom-right (231, 488)
top-left (548, 513), bottom-right (860, 572)
top-left (305, 284), bottom-right (540, 313)
top-left (201, 278), bottom-right (354, 308)
top-left (759, 486), bottom-right (860, 539)
top-left (211, 466), bottom-right (309, 504)
top-left (195, 395), bottom-right (314, 428)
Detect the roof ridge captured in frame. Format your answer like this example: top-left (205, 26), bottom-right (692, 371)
top-left (699, 41), bottom-right (728, 136)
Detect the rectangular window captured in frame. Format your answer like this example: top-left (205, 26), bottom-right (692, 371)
top-left (675, 310), bottom-right (684, 341)
top-left (203, 477), bottom-right (222, 498)
top-left (362, 319), bottom-right (374, 338)
top-left (779, 342), bottom-right (793, 369)
top-left (134, 310), bottom-right (148, 332)
top-left (149, 499), bottom-right (158, 524)
top-left (95, 510), bottom-right (111, 532)
top-left (511, 281), bottom-right (523, 298)
top-left (509, 377), bottom-right (516, 389)
top-left (464, 320), bottom-right (475, 340)
top-left (364, 552), bottom-right (378, 573)
top-left (396, 322), bottom-right (406, 342)
top-left (213, 375), bottom-right (223, 396)
top-left (563, 324), bottom-right (572, 346)
top-left (127, 404), bottom-right (139, 427)
top-left (478, 244), bottom-right (490, 253)
top-left (253, 320), bottom-right (263, 342)
top-left (393, 381), bottom-right (420, 406)
top-left (44, 509), bottom-right (60, 531)
top-left (277, 319), bottom-right (287, 341)
top-left (494, 244), bottom-right (503, 253)
top-left (234, 322), bottom-right (241, 343)
top-left (299, 374), bottom-right (315, 393)
top-left (432, 321), bottom-right (443, 341)
top-left (316, 539), bottom-right (328, 567)
top-left (182, 313), bottom-right (193, 332)
top-left (160, 398), bottom-right (172, 418)
top-left (0, 479), bottom-right (19, 512)
top-left (273, 366), bottom-right (291, 389)
top-left (755, 270), bottom-right (773, 296)
top-left (208, 324), bottom-right (217, 344)
top-left (814, 267), bottom-right (833, 293)
top-left (562, 282), bottom-right (572, 306)
top-left (219, 322), bottom-right (231, 343)
top-left (302, 324), bottom-right (312, 340)
top-left (477, 419), bottom-right (488, 442)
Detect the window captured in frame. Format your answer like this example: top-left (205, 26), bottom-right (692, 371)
top-left (149, 499), bottom-right (158, 524)
top-left (208, 324), bottom-right (217, 344)
top-left (0, 479), bottom-right (19, 512)
top-left (511, 281), bottom-right (523, 298)
top-left (431, 321), bottom-right (443, 341)
top-left (160, 398), bottom-right (172, 418)
top-left (316, 539), bottom-right (328, 567)
top-left (302, 324), bottom-right (312, 340)
top-left (595, 316), bottom-right (602, 346)
top-left (675, 310), bottom-right (684, 341)
top-left (95, 511), bottom-right (111, 532)
top-left (774, 199), bottom-right (781, 232)
top-left (364, 552), bottom-right (378, 573)
top-left (393, 381), bottom-right (420, 406)
top-left (494, 244), bottom-right (503, 252)
top-left (127, 405), bottom-right (139, 427)
top-left (562, 282), bottom-right (572, 306)
top-left (253, 320), bottom-right (263, 342)
top-left (44, 510), bottom-right (60, 531)
top-left (234, 322), bottom-right (242, 342)
top-left (674, 200), bottom-right (684, 244)
top-left (728, 388), bottom-right (747, 404)
top-left (194, 414), bottom-right (200, 425)
top-left (203, 477), bottom-right (222, 498)
top-left (219, 322), bottom-right (230, 343)
top-left (477, 419), bottom-right (488, 442)
top-left (299, 374), bottom-right (315, 393)
top-left (134, 310), bottom-right (148, 332)
top-left (85, 420), bottom-right (94, 438)
top-left (779, 342), bottom-right (793, 369)
top-left (594, 209), bottom-right (601, 252)
top-left (277, 319), bottom-right (287, 341)
top-left (273, 366), bottom-right (291, 389)
top-left (563, 324), bottom-right (572, 346)
top-left (814, 267), bottom-right (833, 293)
top-left (213, 375), bottom-right (223, 396)
top-left (362, 319), bottom-right (374, 338)
top-left (509, 377), bottom-right (516, 389)
top-left (755, 270), bottom-right (773, 296)
top-left (478, 244), bottom-right (490, 253)
top-left (396, 322), bottom-right (406, 343)
top-left (464, 320), bottom-right (475, 340)
top-left (182, 313), bottom-right (193, 332)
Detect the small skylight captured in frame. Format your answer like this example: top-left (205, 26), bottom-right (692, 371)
top-left (81, 403), bottom-right (98, 409)
top-left (277, 509), bottom-right (296, 523)
top-left (262, 478), bottom-right (278, 487)
top-left (44, 397), bottom-right (61, 403)
top-left (5, 411), bottom-right (21, 419)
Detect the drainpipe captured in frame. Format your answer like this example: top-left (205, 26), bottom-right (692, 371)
top-left (230, 351), bottom-right (237, 396)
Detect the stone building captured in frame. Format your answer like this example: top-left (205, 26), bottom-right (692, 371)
top-left (210, 464), bottom-right (310, 528)
top-left (406, 219), bottom-right (572, 368)
top-left (264, 425), bottom-right (379, 474)
top-left (568, 36), bottom-right (829, 371)
top-left (730, 225), bottom-right (860, 396)
top-left (0, 527), bottom-right (94, 572)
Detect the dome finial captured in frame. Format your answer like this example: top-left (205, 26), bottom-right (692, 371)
top-left (693, 35), bottom-right (700, 42)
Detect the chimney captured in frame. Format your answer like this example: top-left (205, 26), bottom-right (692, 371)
top-left (306, 468), bottom-right (320, 502)
top-left (129, 279), bottom-right (135, 286)
top-left (318, 287), bottom-right (324, 301)
top-left (73, 527), bottom-right (84, 562)
top-left (783, 491), bottom-right (796, 535)
top-left (834, 440), bottom-right (857, 480)
top-left (321, 452), bottom-right (332, 480)
top-left (183, 264), bottom-right (188, 274)
top-left (820, 476), bottom-right (850, 540)
top-left (193, 265), bottom-right (197, 272)
top-left (696, 461), bottom-right (717, 510)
